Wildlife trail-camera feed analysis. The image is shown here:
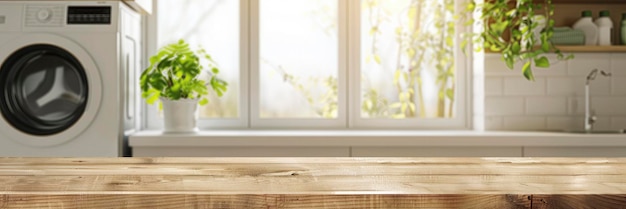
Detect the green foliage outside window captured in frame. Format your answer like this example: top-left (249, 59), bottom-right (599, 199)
top-left (361, 0), bottom-right (457, 119)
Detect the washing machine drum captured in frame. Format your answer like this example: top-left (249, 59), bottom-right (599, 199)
top-left (0, 44), bottom-right (89, 136)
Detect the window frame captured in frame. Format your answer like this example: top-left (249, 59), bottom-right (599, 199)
top-left (144, 0), bottom-right (250, 130)
top-left (143, 0), bottom-right (472, 130)
top-left (249, 0), bottom-right (348, 129)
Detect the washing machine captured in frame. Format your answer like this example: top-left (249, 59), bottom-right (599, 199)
top-left (0, 1), bottom-right (141, 157)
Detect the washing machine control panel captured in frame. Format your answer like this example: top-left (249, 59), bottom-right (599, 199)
top-left (25, 5), bottom-right (64, 27)
top-left (67, 6), bottom-right (111, 25)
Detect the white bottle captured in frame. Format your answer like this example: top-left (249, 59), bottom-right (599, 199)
top-left (594, 10), bottom-right (613, 46)
top-left (573, 10), bottom-right (599, 45)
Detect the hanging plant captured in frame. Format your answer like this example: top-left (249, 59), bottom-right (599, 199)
top-left (465, 0), bottom-right (573, 80)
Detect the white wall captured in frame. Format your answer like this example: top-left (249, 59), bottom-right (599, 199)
top-left (484, 53), bottom-right (626, 131)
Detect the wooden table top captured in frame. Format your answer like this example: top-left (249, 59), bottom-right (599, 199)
top-left (1, 157), bottom-right (625, 208)
top-left (1, 157), bottom-right (625, 195)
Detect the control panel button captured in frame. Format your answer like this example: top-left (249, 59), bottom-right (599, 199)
top-left (36, 9), bottom-right (52, 22)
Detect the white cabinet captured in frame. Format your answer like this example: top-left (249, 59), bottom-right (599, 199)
top-left (133, 146), bottom-right (350, 157)
top-left (135, 146), bottom-right (523, 157)
top-left (130, 131), bottom-right (626, 157)
top-left (352, 147), bottom-right (523, 157)
top-left (134, 146), bottom-right (626, 157)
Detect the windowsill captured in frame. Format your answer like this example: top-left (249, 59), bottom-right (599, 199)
top-left (129, 130), bottom-right (626, 147)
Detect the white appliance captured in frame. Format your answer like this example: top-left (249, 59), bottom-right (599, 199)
top-left (0, 1), bottom-right (141, 157)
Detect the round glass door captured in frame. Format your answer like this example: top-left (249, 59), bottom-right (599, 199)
top-left (0, 44), bottom-right (88, 136)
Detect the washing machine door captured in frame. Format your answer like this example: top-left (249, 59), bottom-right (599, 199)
top-left (0, 34), bottom-right (102, 147)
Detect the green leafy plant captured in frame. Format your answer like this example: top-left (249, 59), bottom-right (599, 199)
top-left (140, 40), bottom-right (228, 106)
top-left (465, 0), bottom-right (573, 80)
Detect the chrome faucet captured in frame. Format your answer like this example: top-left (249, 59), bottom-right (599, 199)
top-left (585, 69), bottom-right (611, 132)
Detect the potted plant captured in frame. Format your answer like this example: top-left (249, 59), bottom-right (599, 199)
top-left (465, 0), bottom-right (573, 80)
top-left (140, 40), bottom-right (228, 132)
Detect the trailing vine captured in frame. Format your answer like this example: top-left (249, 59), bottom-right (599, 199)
top-left (465, 0), bottom-right (573, 80)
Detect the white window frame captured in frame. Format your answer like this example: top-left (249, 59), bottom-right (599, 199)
top-left (143, 0), bottom-right (472, 130)
top-left (249, 0), bottom-right (348, 129)
top-left (144, 0), bottom-right (250, 130)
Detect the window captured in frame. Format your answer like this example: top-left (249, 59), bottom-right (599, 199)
top-left (259, 0), bottom-right (338, 119)
top-left (147, 0), bottom-right (247, 129)
top-left (350, 0), bottom-right (469, 129)
top-left (146, 0), bottom-right (469, 130)
top-left (250, 0), bottom-right (347, 128)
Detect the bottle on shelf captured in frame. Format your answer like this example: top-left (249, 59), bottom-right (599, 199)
top-left (621, 13), bottom-right (626, 45)
top-left (573, 10), bottom-right (599, 46)
top-left (594, 10), bottom-right (613, 46)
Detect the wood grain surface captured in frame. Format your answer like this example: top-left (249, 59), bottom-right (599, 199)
top-left (0, 194), bottom-right (532, 209)
top-left (0, 157), bottom-right (625, 208)
top-left (532, 195), bottom-right (626, 209)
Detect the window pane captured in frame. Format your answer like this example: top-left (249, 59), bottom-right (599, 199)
top-left (158, 0), bottom-right (239, 118)
top-left (360, 0), bottom-right (456, 119)
top-left (259, 0), bottom-right (338, 119)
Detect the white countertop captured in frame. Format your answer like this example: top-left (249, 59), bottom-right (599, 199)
top-left (129, 130), bottom-right (626, 147)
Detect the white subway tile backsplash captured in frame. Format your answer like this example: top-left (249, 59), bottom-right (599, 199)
top-left (485, 77), bottom-right (503, 96)
top-left (610, 54), bottom-right (626, 76)
top-left (531, 55), bottom-right (567, 76)
top-left (503, 77), bottom-right (546, 95)
top-left (566, 97), bottom-right (624, 116)
top-left (547, 77), bottom-right (579, 96)
top-left (503, 116), bottom-right (546, 131)
top-left (546, 116), bottom-right (609, 131)
top-left (611, 77), bottom-right (626, 95)
top-left (586, 77), bottom-right (611, 96)
top-left (592, 117), bottom-right (612, 131)
top-left (485, 54), bottom-right (567, 76)
top-left (547, 116), bottom-right (585, 131)
top-left (484, 54), bottom-right (518, 76)
top-left (567, 97), bottom-right (584, 115)
top-left (482, 53), bottom-right (624, 131)
top-left (485, 54), bottom-right (568, 77)
top-left (548, 113), bottom-right (610, 131)
top-left (567, 53), bottom-right (611, 76)
top-left (592, 97), bottom-right (626, 116)
top-left (485, 116), bottom-right (503, 130)
top-left (485, 97), bottom-right (524, 116)
top-left (547, 77), bottom-right (611, 96)
top-left (526, 97), bottom-right (567, 116)
top-left (610, 117), bottom-right (626, 130)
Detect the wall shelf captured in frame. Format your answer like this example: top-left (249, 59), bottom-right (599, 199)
top-left (486, 45), bottom-right (626, 53)
top-left (550, 0), bottom-right (625, 4)
top-left (553, 45), bottom-right (626, 52)
top-left (485, 1), bottom-right (626, 54)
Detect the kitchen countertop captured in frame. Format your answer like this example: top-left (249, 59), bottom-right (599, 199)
top-left (0, 157), bottom-right (625, 208)
top-left (130, 130), bottom-right (626, 147)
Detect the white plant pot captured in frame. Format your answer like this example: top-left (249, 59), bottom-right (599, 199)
top-left (160, 98), bottom-right (199, 133)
